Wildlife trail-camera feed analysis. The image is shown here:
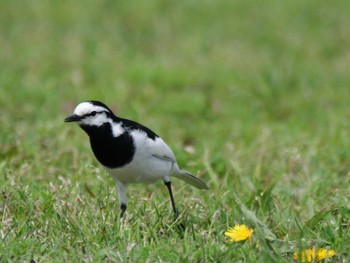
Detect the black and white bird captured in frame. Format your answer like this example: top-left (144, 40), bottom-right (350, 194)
top-left (64, 100), bottom-right (208, 219)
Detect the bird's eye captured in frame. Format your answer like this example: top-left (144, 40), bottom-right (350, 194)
top-left (91, 111), bottom-right (97, 116)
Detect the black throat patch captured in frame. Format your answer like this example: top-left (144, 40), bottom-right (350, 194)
top-left (81, 123), bottom-right (135, 168)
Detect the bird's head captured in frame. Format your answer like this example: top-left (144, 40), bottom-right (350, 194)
top-left (64, 101), bottom-right (114, 127)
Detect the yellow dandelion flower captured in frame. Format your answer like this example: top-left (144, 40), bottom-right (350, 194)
top-left (225, 224), bottom-right (254, 242)
top-left (316, 248), bottom-right (336, 261)
top-left (294, 247), bottom-right (336, 262)
top-left (294, 248), bottom-right (316, 262)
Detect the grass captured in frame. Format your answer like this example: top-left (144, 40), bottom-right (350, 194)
top-left (1, 0), bottom-right (350, 261)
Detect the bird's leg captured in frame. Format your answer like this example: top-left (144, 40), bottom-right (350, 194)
top-left (116, 181), bottom-right (127, 219)
top-left (120, 203), bottom-right (127, 218)
top-left (164, 179), bottom-right (179, 219)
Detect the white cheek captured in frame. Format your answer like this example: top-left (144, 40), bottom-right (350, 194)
top-left (81, 114), bottom-right (109, 126)
top-left (111, 123), bottom-right (124, 137)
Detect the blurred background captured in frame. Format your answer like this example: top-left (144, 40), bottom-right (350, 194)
top-left (1, 0), bottom-right (350, 260)
top-left (2, 0), bottom-right (349, 176)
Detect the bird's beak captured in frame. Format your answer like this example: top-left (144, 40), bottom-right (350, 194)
top-left (64, 114), bottom-right (82, 123)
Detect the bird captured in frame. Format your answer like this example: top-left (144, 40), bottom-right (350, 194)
top-left (64, 100), bottom-right (209, 219)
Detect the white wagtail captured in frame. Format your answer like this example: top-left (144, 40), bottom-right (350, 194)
top-left (64, 100), bottom-right (208, 219)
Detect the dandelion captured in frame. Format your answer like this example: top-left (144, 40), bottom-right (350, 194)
top-left (316, 248), bottom-right (336, 261)
top-left (294, 248), bottom-right (316, 262)
top-left (225, 224), bottom-right (254, 242)
top-left (294, 247), bottom-right (335, 262)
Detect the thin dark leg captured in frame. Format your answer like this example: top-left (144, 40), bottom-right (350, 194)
top-left (164, 181), bottom-right (179, 219)
top-left (120, 203), bottom-right (127, 218)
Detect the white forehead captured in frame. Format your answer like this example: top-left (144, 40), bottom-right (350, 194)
top-left (74, 102), bottom-right (107, 116)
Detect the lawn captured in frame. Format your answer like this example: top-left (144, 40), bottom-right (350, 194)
top-left (1, 0), bottom-right (350, 262)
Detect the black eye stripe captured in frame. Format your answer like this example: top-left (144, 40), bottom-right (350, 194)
top-left (80, 110), bottom-right (109, 119)
top-left (84, 110), bottom-right (107, 118)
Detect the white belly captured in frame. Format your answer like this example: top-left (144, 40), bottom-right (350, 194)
top-left (104, 154), bottom-right (171, 184)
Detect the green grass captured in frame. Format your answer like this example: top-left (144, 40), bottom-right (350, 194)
top-left (1, 0), bottom-right (350, 261)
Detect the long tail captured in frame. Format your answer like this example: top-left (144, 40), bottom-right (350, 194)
top-left (173, 171), bottom-right (209, 190)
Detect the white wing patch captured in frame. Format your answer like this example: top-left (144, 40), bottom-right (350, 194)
top-left (152, 154), bottom-right (174, 162)
top-left (131, 130), bottom-right (176, 162)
